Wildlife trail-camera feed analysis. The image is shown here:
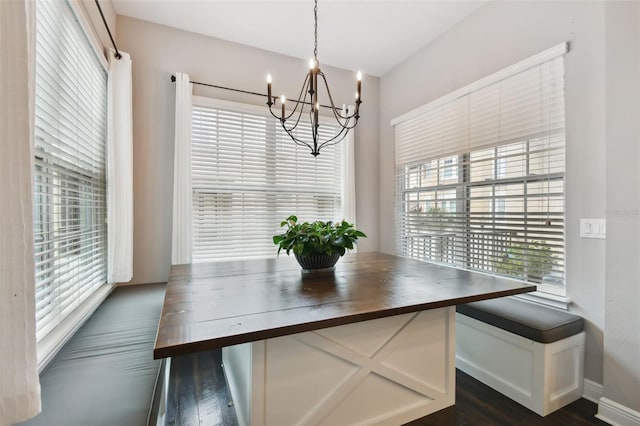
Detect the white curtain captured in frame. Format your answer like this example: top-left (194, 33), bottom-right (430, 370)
top-left (0, 0), bottom-right (41, 424)
top-left (171, 73), bottom-right (193, 265)
top-left (107, 49), bottom-right (133, 283)
top-left (341, 123), bottom-right (357, 225)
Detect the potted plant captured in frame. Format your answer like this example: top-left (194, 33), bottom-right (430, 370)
top-left (273, 215), bottom-right (366, 270)
top-left (495, 240), bottom-right (557, 283)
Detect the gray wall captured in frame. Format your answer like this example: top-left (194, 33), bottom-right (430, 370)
top-left (604, 1), bottom-right (640, 412)
top-left (116, 16), bottom-right (380, 285)
top-left (379, 1), bottom-right (607, 384)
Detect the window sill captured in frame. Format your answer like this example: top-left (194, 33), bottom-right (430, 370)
top-left (512, 291), bottom-right (571, 311)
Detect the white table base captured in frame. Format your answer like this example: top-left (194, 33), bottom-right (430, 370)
top-left (222, 307), bottom-right (455, 426)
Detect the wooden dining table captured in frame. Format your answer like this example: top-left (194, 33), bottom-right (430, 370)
top-left (154, 252), bottom-right (535, 426)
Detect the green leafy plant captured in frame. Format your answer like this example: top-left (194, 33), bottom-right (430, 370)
top-left (273, 215), bottom-right (366, 257)
top-left (423, 206), bottom-right (451, 233)
top-left (495, 240), bottom-right (557, 282)
top-left (409, 205), bottom-right (452, 233)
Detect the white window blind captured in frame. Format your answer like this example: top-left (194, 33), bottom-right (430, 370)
top-left (33, 0), bottom-right (108, 341)
top-left (191, 98), bottom-right (343, 262)
top-left (394, 45), bottom-right (567, 295)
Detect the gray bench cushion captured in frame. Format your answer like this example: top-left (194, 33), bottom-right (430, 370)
top-left (19, 284), bottom-right (166, 426)
top-left (456, 297), bottom-right (584, 343)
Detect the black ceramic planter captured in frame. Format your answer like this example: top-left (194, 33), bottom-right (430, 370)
top-left (294, 252), bottom-right (341, 270)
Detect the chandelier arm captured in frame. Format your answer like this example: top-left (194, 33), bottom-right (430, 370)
top-left (282, 108), bottom-right (305, 134)
top-left (318, 72), bottom-right (360, 123)
top-left (332, 113), bottom-right (360, 130)
top-left (339, 116), bottom-right (361, 130)
top-left (317, 134), bottom-right (348, 151)
top-left (319, 123), bottom-right (350, 148)
top-left (289, 136), bottom-right (314, 150)
top-left (309, 108), bottom-right (318, 150)
top-left (268, 97), bottom-right (300, 123)
top-left (281, 122), bottom-right (314, 151)
top-left (333, 114), bottom-right (358, 129)
top-left (282, 73), bottom-right (311, 122)
top-left (324, 127), bottom-right (350, 148)
top-left (282, 89), bottom-right (310, 134)
top-left (316, 127), bottom-right (350, 151)
top-left (334, 109), bottom-right (354, 121)
top-left (339, 102), bottom-right (361, 120)
top-left (282, 125), bottom-right (313, 149)
top-left (267, 105), bottom-right (282, 121)
top-left (283, 101), bottom-right (303, 124)
top-left (316, 71), bottom-right (340, 113)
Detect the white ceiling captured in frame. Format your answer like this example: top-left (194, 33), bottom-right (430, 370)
top-left (112, 1), bottom-right (486, 77)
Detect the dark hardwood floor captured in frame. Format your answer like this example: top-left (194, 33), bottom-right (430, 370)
top-left (167, 350), bottom-right (238, 426)
top-left (166, 349), bottom-right (607, 426)
top-left (407, 370), bottom-right (607, 426)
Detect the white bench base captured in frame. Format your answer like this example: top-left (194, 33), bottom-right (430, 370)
top-left (455, 312), bottom-right (585, 416)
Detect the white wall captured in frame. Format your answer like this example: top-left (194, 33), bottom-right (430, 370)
top-left (603, 0), bottom-right (640, 413)
top-left (116, 16), bottom-right (380, 285)
top-left (379, 1), bottom-right (606, 384)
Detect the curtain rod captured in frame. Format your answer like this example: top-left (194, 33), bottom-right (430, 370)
top-left (95, 0), bottom-right (121, 60)
top-left (170, 75), bottom-right (336, 110)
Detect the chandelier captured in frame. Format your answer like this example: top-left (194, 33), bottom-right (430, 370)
top-left (266, 0), bottom-right (362, 157)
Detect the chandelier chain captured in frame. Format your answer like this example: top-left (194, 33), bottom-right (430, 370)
top-left (313, 0), bottom-right (318, 60)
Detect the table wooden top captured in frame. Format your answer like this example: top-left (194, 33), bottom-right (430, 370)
top-left (154, 252), bottom-right (535, 359)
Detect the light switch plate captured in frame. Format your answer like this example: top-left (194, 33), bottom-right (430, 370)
top-left (580, 218), bottom-right (606, 239)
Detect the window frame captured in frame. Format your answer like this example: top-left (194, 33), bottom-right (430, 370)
top-left (33, 0), bottom-right (112, 366)
top-left (397, 138), bottom-right (565, 295)
top-left (189, 96), bottom-right (345, 263)
top-left (392, 43), bottom-right (568, 305)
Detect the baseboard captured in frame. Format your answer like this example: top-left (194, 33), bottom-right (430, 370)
top-left (597, 397), bottom-right (640, 426)
top-left (583, 379), bottom-right (603, 403)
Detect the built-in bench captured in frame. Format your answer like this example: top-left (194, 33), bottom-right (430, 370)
top-left (455, 297), bottom-right (585, 416)
top-left (19, 284), bottom-right (166, 426)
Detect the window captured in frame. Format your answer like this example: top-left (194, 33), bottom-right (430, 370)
top-left (394, 45), bottom-right (566, 296)
top-left (441, 157), bottom-right (457, 181)
top-left (190, 98), bottom-right (343, 262)
top-left (33, 0), bottom-right (108, 341)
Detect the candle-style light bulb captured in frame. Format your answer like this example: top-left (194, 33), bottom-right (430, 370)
top-left (266, 73), bottom-right (272, 104)
top-left (356, 71), bottom-right (362, 102)
top-left (308, 58), bottom-right (316, 96)
top-left (356, 71), bottom-right (362, 81)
